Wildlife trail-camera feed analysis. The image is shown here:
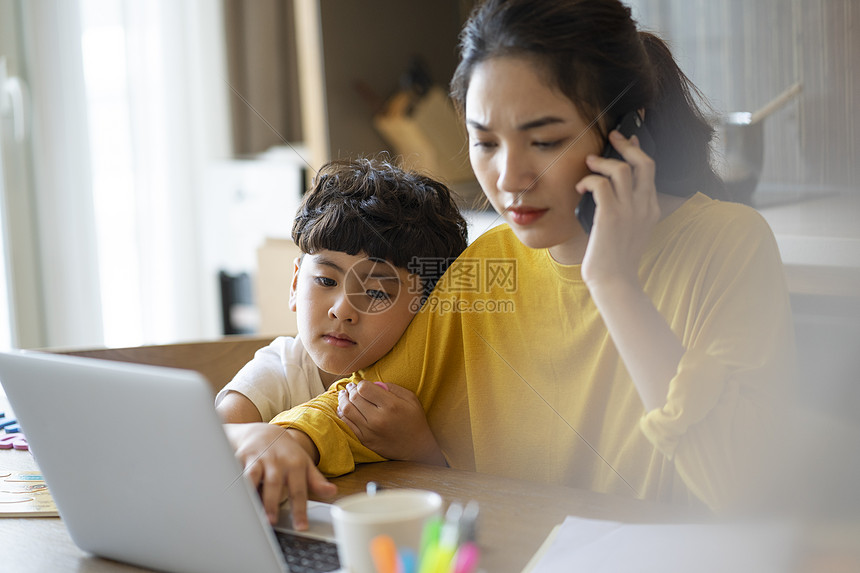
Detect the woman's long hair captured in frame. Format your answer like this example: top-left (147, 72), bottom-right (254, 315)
top-left (450, 0), bottom-right (725, 199)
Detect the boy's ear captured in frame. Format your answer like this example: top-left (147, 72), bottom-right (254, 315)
top-left (288, 257), bottom-right (301, 312)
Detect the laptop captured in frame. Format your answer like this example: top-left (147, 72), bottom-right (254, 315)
top-left (0, 350), bottom-right (344, 573)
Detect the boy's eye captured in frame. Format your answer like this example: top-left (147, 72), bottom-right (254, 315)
top-left (314, 276), bottom-right (336, 287)
top-left (366, 289), bottom-right (390, 301)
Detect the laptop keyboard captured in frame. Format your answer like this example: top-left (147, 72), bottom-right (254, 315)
top-left (274, 530), bottom-right (341, 573)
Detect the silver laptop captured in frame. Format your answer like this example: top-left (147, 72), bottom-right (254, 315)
top-left (0, 350), bottom-right (343, 573)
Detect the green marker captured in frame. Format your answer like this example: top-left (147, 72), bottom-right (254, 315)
top-left (418, 515), bottom-right (442, 573)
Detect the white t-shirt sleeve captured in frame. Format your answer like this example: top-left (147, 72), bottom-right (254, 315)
top-left (214, 335), bottom-right (326, 422)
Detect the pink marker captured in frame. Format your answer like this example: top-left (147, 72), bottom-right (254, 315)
top-left (451, 542), bottom-right (479, 573)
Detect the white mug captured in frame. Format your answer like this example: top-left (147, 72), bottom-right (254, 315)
top-left (331, 488), bottom-right (442, 573)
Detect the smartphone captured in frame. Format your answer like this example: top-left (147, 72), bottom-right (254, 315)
top-left (575, 110), bottom-right (655, 234)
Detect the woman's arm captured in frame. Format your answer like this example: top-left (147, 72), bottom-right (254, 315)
top-left (587, 279), bottom-right (684, 411)
top-left (576, 130), bottom-right (683, 410)
top-left (577, 132), bottom-right (795, 509)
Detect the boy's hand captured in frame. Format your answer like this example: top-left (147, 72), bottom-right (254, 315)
top-left (224, 423), bottom-right (337, 530)
top-left (336, 381), bottom-right (447, 467)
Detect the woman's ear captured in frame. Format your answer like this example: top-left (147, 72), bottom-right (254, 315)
top-left (288, 257), bottom-right (301, 312)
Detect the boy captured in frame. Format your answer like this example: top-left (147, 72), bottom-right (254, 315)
top-left (215, 156), bottom-right (468, 426)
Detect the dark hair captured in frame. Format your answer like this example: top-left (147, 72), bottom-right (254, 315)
top-left (292, 156), bottom-right (469, 297)
top-left (450, 0), bottom-right (725, 199)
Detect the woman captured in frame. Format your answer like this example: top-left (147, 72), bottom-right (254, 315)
top-left (236, 0), bottom-right (795, 529)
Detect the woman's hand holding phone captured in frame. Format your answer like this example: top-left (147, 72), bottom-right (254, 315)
top-left (575, 118), bottom-right (684, 413)
top-left (575, 120), bottom-right (660, 292)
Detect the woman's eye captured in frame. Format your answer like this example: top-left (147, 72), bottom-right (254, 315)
top-left (366, 289), bottom-right (391, 301)
top-left (534, 139), bottom-right (565, 150)
top-left (471, 139), bottom-right (497, 150)
top-left (314, 277), bottom-right (336, 287)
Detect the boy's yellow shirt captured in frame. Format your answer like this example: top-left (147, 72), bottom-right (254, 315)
top-left (272, 193), bottom-right (795, 510)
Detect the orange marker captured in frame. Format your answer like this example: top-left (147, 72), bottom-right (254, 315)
top-left (371, 534), bottom-right (400, 573)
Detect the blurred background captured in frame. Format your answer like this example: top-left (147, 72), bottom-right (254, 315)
top-left (0, 0), bottom-right (857, 424)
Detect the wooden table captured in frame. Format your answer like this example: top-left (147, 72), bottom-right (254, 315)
top-left (0, 441), bottom-right (683, 573)
top-left (326, 462), bottom-right (684, 571)
top-left (0, 340), bottom-right (685, 572)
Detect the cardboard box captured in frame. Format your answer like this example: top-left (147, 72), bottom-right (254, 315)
top-left (255, 237), bottom-right (302, 336)
top-left (374, 86), bottom-right (474, 184)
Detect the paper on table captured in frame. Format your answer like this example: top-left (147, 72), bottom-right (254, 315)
top-left (0, 471), bottom-right (59, 517)
top-left (525, 516), bottom-right (797, 573)
top-left (520, 523), bottom-right (560, 573)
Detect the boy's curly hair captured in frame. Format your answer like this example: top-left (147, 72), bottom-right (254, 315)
top-left (292, 156), bottom-right (469, 297)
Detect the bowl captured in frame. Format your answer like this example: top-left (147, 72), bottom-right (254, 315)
top-left (714, 112), bottom-right (764, 205)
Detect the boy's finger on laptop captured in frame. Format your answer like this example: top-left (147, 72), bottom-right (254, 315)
top-left (284, 469), bottom-right (311, 530)
top-left (309, 466), bottom-right (337, 500)
top-left (262, 466), bottom-right (289, 525)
